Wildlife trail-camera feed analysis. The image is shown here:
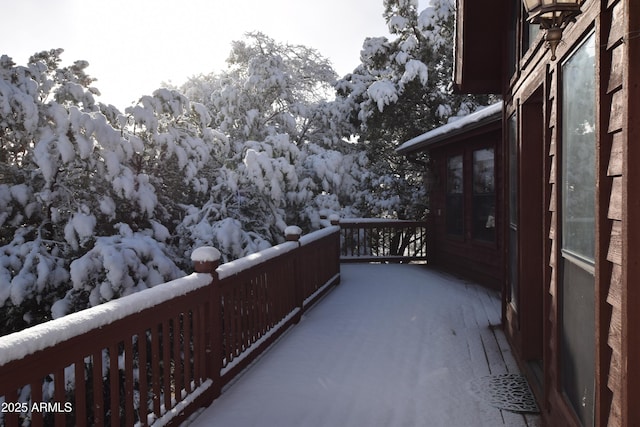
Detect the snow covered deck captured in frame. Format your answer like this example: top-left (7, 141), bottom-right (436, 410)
top-left (187, 264), bottom-right (541, 427)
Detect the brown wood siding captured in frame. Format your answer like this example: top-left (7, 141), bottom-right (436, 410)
top-left (603, 0), bottom-right (625, 425)
top-left (623, 0), bottom-right (640, 424)
top-left (545, 65), bottom-right (564, 422)
top-left (464, 0), bottom-right (638, 423)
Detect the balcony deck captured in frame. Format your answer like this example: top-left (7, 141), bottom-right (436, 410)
top-left (187, 264), bottom-right (541, 427)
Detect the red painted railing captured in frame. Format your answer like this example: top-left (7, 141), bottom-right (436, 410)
top-left (338, 218), bottom-right (428, 263)
top-left (0, 226), bottom-right (340, 427)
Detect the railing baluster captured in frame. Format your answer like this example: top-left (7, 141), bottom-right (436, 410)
top-left (92, 350), bottom-right (104, 427)
top-left (162, 320), bottom-right (171, 415)
top-left (4, 388), bottom-right (19, 427)
top-left (74, 359), bottom-right (86, 427)
top-left (138, 330), bottom-right (149, 426)
top-left (173, 314), bottom-right (183, 405)
top-left (271, 268), bottom-right (279, 324)
top-left (53, 367), bottom-right (65, 426)
top-left (184, 313), bottom-right (193, 394)
top-left (108, 344), bottom-right (119, 427)
top-left (242, 279), bottom-right (249, 349)
top-left (193, 306), bottom-right (204, 384)
top-left (258, 274), bottom-right (265, 339)
top-left (222, 289), bottom-right (232, 366)
top-left (234, 285), bottom-right (242, 358)
top-left (124, 337), bottom-right (134, 426)
top-left (150, 326), bottom-right (161, 418)
top-left (31, 377), bottom-right (43, 427)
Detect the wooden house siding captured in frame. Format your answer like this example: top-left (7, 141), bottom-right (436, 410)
top-left (500, 0), bottom-right (639, 423)
top-left (545, 64), bottom-right (562, 423)
top-left (621, 0), bottom-right (640, 424)
top-left (602, 1), bottom-right (624, 425)
top-left (454, 0), bottom-right (639, 423)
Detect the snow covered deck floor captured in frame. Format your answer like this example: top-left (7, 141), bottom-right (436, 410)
top-left (187, 264), bottom-right (541, 427)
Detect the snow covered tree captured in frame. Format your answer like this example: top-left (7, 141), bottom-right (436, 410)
top-left (0, 49), bottom-right (108, 332)
top-left (0, 51), bottom-right (191, 332)
top-left (3, 21), bottom-right (484, 333)
top-left (176, 32), bottom-right (367, 261)
top-left (0, 37), bottom-right (369, 335)
top-left (336, 0), bottom-right (497, 219)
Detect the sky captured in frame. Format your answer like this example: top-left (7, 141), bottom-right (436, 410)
top-left (1, 0), bottom-right (427, 109)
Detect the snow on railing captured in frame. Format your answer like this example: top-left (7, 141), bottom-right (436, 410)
top-left (0, 225), bottom-right (340, 427)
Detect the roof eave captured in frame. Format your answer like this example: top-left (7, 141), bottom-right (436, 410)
top-left (397, 102), bottom-right (503, 155)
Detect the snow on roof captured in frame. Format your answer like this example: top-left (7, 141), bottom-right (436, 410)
top-left (396, 101), bottom-right (503, 154)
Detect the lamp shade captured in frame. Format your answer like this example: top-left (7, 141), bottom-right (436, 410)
top-left (523, 0), bottom-right (582, 23)
top-left (522, 0), bottom-right (583, 60)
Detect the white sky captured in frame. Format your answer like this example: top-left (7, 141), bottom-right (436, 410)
top-left (1, 0), bottom-right (427, 108)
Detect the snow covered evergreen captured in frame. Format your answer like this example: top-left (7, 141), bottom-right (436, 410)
top-left (335, 0), bottom-right (498, 219)
top-left (1, 1), bottom-right (498, 334)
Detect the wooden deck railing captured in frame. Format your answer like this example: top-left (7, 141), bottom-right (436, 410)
top-left (0, 226), bottom-right (340, 427)
top-left (337, 218), bottom-right (428, 263)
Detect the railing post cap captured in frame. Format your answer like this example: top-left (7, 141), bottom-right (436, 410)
top-left (191, 246), bottom-right (221, 262)
top-left (284, 225), bottom-right (302, 241)
top-left (329, 214), bottom-right (340, 225)
top-left (191, 246), bottom-right (221, 273)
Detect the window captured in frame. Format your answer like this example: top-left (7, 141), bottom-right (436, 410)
top-left (560, 32), bottom-right (596, 427)
top-left (472, 148), bottom-right (496, 242)
top-left (562, 35), bottom-right (597, 264)
top-left (446, 155), bottom-right (464, 236)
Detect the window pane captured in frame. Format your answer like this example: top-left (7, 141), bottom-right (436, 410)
top-left (560, 32), bottom-right (596, 427)
top-left (562, 33), bottom-right (596, 263)
top-left (526, 23), bottom-right (540, 51)
top-left (447, 155), bottom-right (463, 194)
top-left (446, 155), bottom-right (463, 236)
top-left (473, 148), bottom-right (495, 241)
top-left (473, 149), bottom-right (495, 194)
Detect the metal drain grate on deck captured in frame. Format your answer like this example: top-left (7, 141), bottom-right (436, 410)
top-left (469, 373), bottom-right (539, 413)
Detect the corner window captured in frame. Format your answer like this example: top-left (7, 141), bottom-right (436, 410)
top-left (446, 155), bottom-right (464, 236)
top-left (472, 148), bottom-right (496, 241)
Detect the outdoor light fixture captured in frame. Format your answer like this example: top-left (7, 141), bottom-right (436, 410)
top-left (522, 0), bottom-right (583, 60)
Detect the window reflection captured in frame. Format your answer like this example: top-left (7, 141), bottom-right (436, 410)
top-left (473, 148), bottom-right (495, 241)
top-left (562, 33), bottom-right (596, 263)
